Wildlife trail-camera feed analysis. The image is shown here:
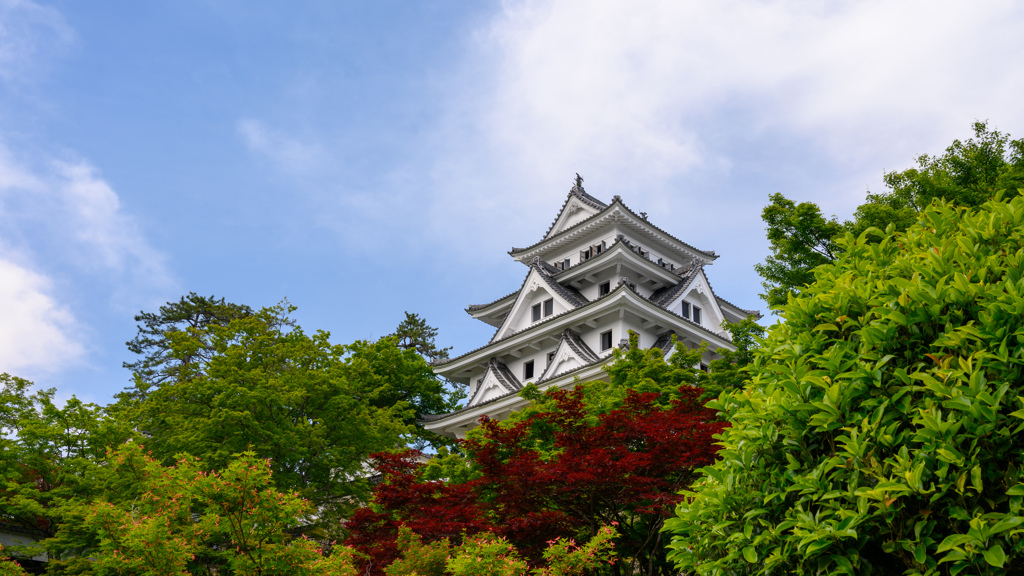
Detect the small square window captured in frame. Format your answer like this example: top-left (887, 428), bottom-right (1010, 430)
top-left (563, 258), bottom-right (571, 269)
top-left (547, 352), bottom-right (555, 366)
top-left (693, 306), bottom-right (702, 325)
top-left (532, 303), bottom-right (541, 322)
top-left (600, 330), bottom-right (613, 351)
top-left (681, 302), bottom-right (690, 319)
top-left (544, 298), bottom-right (553, 317)
top-left (524, 360), bottom-right (535, 379)
top-left (598, 281), bottom-right (610, 296)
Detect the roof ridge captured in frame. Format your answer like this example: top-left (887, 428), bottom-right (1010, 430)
top-left (538, 174), bottom-right (608, 240)
top-left (511, 197), bottom-right (717, 260)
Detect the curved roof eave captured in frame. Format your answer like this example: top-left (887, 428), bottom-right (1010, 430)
top-left (509, 198), bottom-right (717, 262)
top-left (433, 283), bottom-right (733, 374)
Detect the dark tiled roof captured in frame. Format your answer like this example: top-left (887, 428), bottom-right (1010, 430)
top-left (463, 358), bottom-right (523, 408)
top-left (436, 283), bottom-right (626, 369)
top-left (560, 329), bottom-right (600, 365)
top-left (650, 331), bottom-right (678, 353)
top-left (535, 259), bottom-right (587, 307)
top-left (715, 296), bottom-right (762, 320)
top-left (511, 197), bottom-right (717, 261)
top-left (480, 261), bottom-right (589, 344)
top-left (466, 291), bottom-right (518, 313)
top-left (648, 261), bottom-right (703, 306)
top-left (419, 354), bottom-right (609, 423)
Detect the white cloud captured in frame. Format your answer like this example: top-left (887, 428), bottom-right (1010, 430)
top-left (0, 253), bottom-right (82, 375)
top-left (422, 0), bottom-right (1024, 236)
top-left (0, 144), bottom-right (175, 376)
top-left (54, 160), bottom-right (172, 290)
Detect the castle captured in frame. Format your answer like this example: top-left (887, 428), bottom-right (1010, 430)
top-left (423, 176), bottom-right (758, 439)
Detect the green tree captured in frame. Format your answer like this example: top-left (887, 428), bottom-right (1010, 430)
top-left (0, 374), bottom-right (126, 553)
top-left (132, 302), bottom-right (409, 535)
top-left (390, 312), bottom-right (452, 363)
top-left (754, 193), bottom-right (843, 309)
top-left (123, 293), bottom-right (255, 399)
top-left (667, 194), bottom-right (1024, 575)
top-left (345, 336), bottom-right (462, 451)
top-left (48, 443), bottom-right (360, 576)
top-left (757, 122), bottom-right (1024, 309)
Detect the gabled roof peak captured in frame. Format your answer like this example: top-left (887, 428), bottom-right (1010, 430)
top-left (539, 174), bottom-right (608, 240)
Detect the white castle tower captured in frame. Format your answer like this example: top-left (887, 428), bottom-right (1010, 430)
top-left (423, 176), bottom-right (759, 439)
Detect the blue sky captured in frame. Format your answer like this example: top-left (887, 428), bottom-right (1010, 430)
top-left (2, 0), bottom-right (1023, 404)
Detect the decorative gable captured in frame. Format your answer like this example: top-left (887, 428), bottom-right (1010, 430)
top-left (542, 175), bottom-right (608, 240)
top-left (667, 268), bottom-right (726, 332)
top-left (466, 358), bottom-right (521, 407)
top-left (538, 329), bottom-right (602, 381)
top-left (491, 264), bottom-right (587, 342)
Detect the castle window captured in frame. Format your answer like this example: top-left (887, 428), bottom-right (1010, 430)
top-left (532, 303), bottom-right (542, 322)
top-left (563, 258), bottom-right (571, 270)
top-left (600, 330), bottom-right (613, 351)
top-left (681, 301), bottom-right (690, 319)
top-left (544, 298), bottom-right (553, 317)
top-left (599, 281), bottom-right (610, 296)
top-left (693, 306), bottom-right (702, 325)
top-left (547, 352), bottom-right (555, 366)
top-left (524, 360), bottom-right (535, 379)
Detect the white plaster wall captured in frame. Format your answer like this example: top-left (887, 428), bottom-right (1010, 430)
top-left (548, 233), bottom-right (617, 267)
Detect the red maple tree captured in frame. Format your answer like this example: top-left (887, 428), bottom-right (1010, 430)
top-left (345, 383), bottom-right (724, 576)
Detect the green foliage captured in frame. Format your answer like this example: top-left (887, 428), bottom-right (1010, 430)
top-left (0, 374), bottom-right (127, 551)
top-left (667, 195), bottom-right (1024, 575)
top-left (49, 443), bottom-right (359, 576)
top-left (702, 317), bottom-right (766, 399)
top-left (757, 122), bottom-right (1024, 310)
top-left (385, 526), bottom-right (616, 576)
top-left (343, 336), bottom-right (463, 450)
top-left (390, 312), bottom-right (452, 363)
top-left (754, 192), bottom-right (843, 308)
top-left (384, 526), bottom-right (452, 576)
top-left (0, 549), bottom-right (28, 576)
top-left (130, 302), bottom-right (410, 533)
top-left (123, 293), bottom-right (255, 398)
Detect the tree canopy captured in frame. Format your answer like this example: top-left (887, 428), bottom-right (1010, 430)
top-left (122, 293), bottom-right (256, 399)
top-left (345, 336), bottom-right (725, 576)
top-left (668, 194), bottom-right (1024, 574)
top-left (757, 121), bottom-right (1024, 308)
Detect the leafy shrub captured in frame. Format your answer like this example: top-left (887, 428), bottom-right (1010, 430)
top-left (667, 195), bottom-right (1024, 575)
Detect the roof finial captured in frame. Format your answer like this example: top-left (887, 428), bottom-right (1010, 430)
top-left (572, 173), bottom-right (584, 193)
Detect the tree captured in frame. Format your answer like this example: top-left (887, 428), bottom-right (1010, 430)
top-left (383, 526), bottom-right (617, 576)
top-left (0, 374), bottom-right (126, 553)
top-left (389, 312), bottom-right (452, 363)
top-left (344, 336), bottom-right (463, 451)
top-left (756, 122), bottom-right (1024, 309)
top-left (667, 195), bottom-right (1024, 575)
top-left (345, 342), bottom-right (724, 576)
top-left (754, 193), bottom-right (843, 308)
top-left (47, 443), bottom-right (360, 576)
top-left (131, 302), bottom-right (410, 535)
top-left (123, 293), bottom-right (255, 399)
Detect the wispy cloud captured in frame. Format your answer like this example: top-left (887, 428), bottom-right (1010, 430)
top-left (238, 118), bottom-right (328, 176)
top-left (0, 0), bottom-right (73, 83)
top-left (0, 144), bottom-right (175, 377)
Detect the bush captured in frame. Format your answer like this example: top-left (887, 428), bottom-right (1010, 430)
top-left (667, 195), bottom-right (1024, 575)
